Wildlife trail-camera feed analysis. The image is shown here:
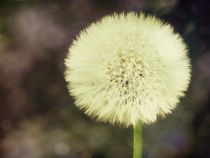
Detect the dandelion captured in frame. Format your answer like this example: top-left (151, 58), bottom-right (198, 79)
top-left (65, 12), bottom-right (191, 126)
top-left (64, 12), bottom-right (191, 158)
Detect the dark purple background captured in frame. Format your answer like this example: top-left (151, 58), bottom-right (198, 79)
top-left (0, 0), bottom-right (210, 158)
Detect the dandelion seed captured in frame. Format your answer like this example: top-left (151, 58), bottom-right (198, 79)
top-left (64, 12), bottom-right (191, 126)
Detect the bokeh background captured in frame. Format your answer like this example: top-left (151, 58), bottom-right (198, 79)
top-left (0, 0), bottom-right (210, 158)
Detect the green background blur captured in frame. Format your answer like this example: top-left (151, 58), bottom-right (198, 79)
top-left (0, 0), bottom-right (210, 158)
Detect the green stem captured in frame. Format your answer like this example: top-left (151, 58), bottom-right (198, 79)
top-left (133, 122), bottom-right (142, 158)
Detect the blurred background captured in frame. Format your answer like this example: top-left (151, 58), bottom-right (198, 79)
top-left (0, 0), bottom-right (210, 158)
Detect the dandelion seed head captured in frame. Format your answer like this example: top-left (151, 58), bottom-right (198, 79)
top-left (65, 12), bottom-right (191, 126)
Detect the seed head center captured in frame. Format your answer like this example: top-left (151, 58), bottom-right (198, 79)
top-left (107, 53), bottom-right (144, 88)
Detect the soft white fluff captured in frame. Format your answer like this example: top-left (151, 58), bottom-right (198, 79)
top-left (65, 12), bottom-right (191, 126)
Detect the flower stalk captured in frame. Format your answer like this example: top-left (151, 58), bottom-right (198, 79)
top-left (133, 122), bottom-right (142, 158)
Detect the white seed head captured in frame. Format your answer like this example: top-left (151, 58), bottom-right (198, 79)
top-left (65, 12), bottom-right (191, 126)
